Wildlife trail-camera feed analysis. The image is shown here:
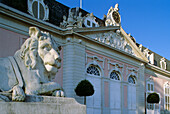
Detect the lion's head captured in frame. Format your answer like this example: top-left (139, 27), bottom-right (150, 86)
top-left (20, 27), bottom-right (61, 74)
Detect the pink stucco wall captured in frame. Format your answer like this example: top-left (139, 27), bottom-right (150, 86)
top-left (104, 81), bottom-right (109, 107)
top-left (86, 50), bottom-right (138, 81)
top-left (0, 28), bottom-right (27, 57)
top-left (124, 85), bottom-right (127, 108)
top-left (145, 73), bottom-right (170, 110)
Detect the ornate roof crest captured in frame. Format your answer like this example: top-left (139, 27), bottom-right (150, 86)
top-left (105, 4), bottom-right (121, 26)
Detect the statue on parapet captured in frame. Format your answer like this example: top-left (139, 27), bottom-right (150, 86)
top-left (60, 8), bottom-right (84, 28)
top-left (0, 27), bottom-right (64, 102)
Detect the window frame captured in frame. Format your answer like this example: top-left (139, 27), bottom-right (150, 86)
top-left (146, 77), bottom-right (155, 110)
top-left (28, 0), bottom-right (49, 20)
top-left (109, 71), bottom-right (121, 81)
top-left (86, 64), bottom-right (101, 77)
top-left (128, 75), bottom-right (136, 85)
top-left (164, 82), bottom-right (170, 111)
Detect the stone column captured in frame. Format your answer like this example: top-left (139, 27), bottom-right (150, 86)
top-left (136, 63), bottom-right (145, 114)
top-left (63, 37), bottom-right (86, 103)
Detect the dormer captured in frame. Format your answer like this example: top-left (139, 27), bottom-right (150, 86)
top-left (143, 48), bottom-right (154, 64)
top-left (28, 0), bottom-right (49, 20)
top-left (160, 57), bottom-right (167, 70)
top-left (84, 13), bottom-right (99, 28)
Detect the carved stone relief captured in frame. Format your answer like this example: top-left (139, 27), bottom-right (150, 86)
top-left (86, 54), bottom-right (104, 69)
top-left (86, 30), bottom-right (134, 55)
top-left (108, 60), bottom-right (123, 72)
top-left (126, 67), bottom-right (138, 81)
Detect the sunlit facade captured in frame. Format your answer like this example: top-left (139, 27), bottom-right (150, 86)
top-left (0, 0), bottom-right (170, 114)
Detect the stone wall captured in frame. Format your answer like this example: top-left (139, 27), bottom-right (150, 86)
top-left (0, 95), bottom-right (86, 114)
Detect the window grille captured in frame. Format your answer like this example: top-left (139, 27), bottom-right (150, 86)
top-left (86, 65), bottom-right (100, 76)
top-left (110, 71), bottom-right (120, 80)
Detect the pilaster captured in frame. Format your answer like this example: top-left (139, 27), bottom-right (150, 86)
top-left (136, 63), bottom-right (145, 114)
top-left (63, 37), bottom-right (86, 103)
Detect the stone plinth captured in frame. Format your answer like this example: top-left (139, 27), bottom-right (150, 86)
top-left (0, 95), bottom-right (86, 114)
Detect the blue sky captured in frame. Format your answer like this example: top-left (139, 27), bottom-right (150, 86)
top-left (56, 0), bottom-right (170, 60)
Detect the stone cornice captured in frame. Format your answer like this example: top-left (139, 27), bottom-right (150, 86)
top-left (120, 27), bottom-right (149, 62)
top-left (73, 26), bottom-right (120, 33)
top-left (146, 63), bottom-right (170, 77)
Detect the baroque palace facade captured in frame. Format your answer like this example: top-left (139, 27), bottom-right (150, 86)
top-left (0, 0), bottom-right (170, 114)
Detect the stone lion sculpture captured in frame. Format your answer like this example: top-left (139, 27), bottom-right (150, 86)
top-left (0, 27), bottom-right (64, 102)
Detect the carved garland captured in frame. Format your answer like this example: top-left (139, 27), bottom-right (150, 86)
top-left (86, 54), bottom-right (105, 69)
top-left (126, 67), bottom-right (138, 82)
top-left (108, 60), bottom-right (123, 71)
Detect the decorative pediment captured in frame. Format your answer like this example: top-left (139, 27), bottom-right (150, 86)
top-left (86, 30), bottom-right (135, 55)
top-left (146, 76), bottom-right (154, 82)
top-left (164, 82), bottom-right (169, 87)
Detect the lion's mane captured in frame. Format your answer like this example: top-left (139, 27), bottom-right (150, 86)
top-left (19, 27), bottom-right (61, 70)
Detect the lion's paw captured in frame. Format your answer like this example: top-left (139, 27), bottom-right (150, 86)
top-left (12, 85), bottom-right (26, 102)
top-left (0, 94), bottom-right (10, 102)
top-left (52, 90), bottom-right (64, 97)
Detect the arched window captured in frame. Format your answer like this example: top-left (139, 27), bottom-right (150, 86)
top-left (109, 70), bottom-right (121, 113)
top-left (128, 76), bottom-right (136, 84)
top-left (86, 64), bottom-right (102, 114)
top-left (86, 65), bottom-right (100, 76)
top-left (128, 75), bottom-right (136, 112)
top-left (110, 71), bottom-right (120, 80)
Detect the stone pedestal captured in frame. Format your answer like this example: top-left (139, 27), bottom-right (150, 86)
top-left (0, 95), bottom-right (86, 114)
